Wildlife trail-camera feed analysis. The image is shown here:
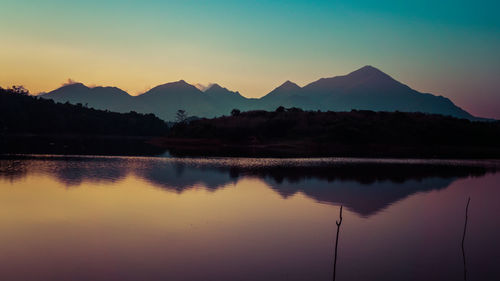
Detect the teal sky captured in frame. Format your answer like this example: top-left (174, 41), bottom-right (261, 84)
top-left (1, 0), bottom-right (499, 118)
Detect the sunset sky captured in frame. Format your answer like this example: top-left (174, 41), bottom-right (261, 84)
top-left (1, 0), bottom-right (499, 118)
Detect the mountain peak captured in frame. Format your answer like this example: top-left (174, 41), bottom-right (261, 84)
top-left (206, 83), bottom-right (223, 91)
top-left (276, 80), bottom-right (301, 91)
top-left (282, 80), bottom-right (300, 87)
top-left (60, 82), bottom-right (88, 90)
top-left (194, 83), bottom-right (214, 92)
top-left (261, 80), bottom-right (302, 100)
top-left (162, 79), bottom-right (190, 86)
top-left (155, 80), bottom-right (195, 90)
top-left (205, 83), bottom-right (242, 97)
top-left (359, 65), bottom-right (378, 71)
top-left (347, 65), bottom-right (391, 80)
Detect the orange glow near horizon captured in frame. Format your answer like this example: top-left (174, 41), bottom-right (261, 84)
top-left (1, 0), bottom-right (499, 118)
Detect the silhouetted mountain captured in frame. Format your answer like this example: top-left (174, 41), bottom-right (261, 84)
top-left (264, 66), bottom-right (474, 119)
top-left (204, 84), bottom-right (253, 113)
top-left (204, 83), bottom-right (244, 100)
top-left (259, 80), bottom-right (309, 109)
top-left (264, 81), bottom-right (301, 98)
top-left (40, 66), bottom-right (483, 121)
top-left (42, 83), bottom-right (134, 113)
top-left (137, 82), bottom-right (255, 120)
top-left (134, 80), bottom-right (218, 120)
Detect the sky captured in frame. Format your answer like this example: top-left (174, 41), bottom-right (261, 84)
top-left (1, 0), bottom-right (499, 118)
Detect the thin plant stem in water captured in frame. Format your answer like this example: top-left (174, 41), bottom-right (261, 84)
top-left (462, 197), bottom-right (471, 281)
top-left (333, 205), bottom-right (343, 281)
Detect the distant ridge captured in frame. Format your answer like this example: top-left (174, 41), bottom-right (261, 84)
top-left (41, 66), bottom-right (482, 121)
top-left (41, 82), bottom-right (134, 113)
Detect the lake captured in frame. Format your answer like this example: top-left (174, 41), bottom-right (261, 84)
top-left (0, 155), bottom-right (499, 281)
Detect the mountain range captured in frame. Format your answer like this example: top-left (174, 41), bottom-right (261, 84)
top-left (41, 66), bottom-right (478, 121)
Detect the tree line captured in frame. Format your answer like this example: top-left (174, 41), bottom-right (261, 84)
top-left (169, 107), bottom-right (500, 147)
top-left (0, 86), bottom-right (169, 136)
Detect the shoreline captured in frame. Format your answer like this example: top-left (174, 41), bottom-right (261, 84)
top-left (2, 134), bottom-right (500, 159)
top-left (155, 137), bottom-right (500, 159)
top-left (0, 134), bottom-right (165, 156)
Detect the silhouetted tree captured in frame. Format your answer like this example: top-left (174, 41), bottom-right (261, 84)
top-left (176, 110), bottom-right (188, 123)
top-left (167, 108), bottom-right (500, 157)
top-left (10, 85), bottom-right (29, 95)
top-left (276, 106), bottom-right (285, 113)
top-left (231, 109), bottom-right (241, 116)
top-left (0, 87), bottom-right (168, 136)
top-left (286, 107), bottom-right (303, 113)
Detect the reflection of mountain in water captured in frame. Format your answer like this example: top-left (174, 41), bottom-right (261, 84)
top-left (229, 164), bottom-right (487, 216)
top-left (267, 177), bottom-right (455, 216)
top-left (134, 162), bottom-right (238, 191)
top-left (0, 156), bottom-right (496, 216)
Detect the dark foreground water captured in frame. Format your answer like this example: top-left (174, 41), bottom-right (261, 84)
top-left (0, 156), bottom-right (499, 281)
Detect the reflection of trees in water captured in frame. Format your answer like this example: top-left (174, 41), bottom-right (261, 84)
top-left (0, 157), bottom-right (129, 187)
top-left (0, 157), bottom-right (495, 217)
top-left (0, 160), bottom-right (29, 182)
top-left (53, 162), bottom-right (127, 186)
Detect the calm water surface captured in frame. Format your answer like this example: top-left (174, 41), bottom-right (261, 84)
top-left (0, 156), bottom-right (499, 281)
